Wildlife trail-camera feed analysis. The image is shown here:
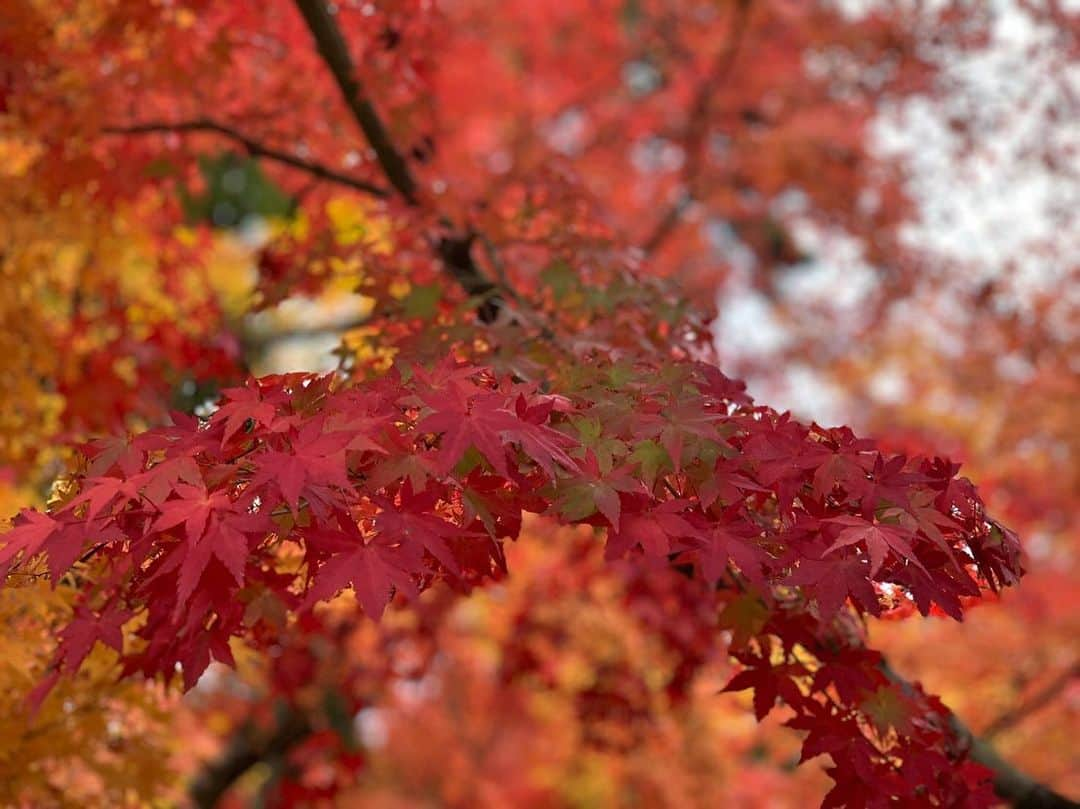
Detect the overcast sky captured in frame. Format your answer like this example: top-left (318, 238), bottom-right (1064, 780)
top-left (716, 0), bottom-right (1078, 425)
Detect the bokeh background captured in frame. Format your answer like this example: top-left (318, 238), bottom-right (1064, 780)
top-left (0, 0), bottom-right (1075, 805)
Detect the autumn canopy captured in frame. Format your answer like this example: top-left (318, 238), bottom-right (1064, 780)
top-left (0, 1), bottom-right (1076, 807)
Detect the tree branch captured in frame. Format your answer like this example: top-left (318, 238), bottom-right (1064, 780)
top-left (879, 661), bottom-right (1079, 809)
top-left (958, 719), bottom-right (1079, 809)
top-left (188, 707), bottom-right (312, 809)
top-left (292, 0), bottom-right (417, 203)
top-left (291, 0), bottom-right (505, 322)
top-left (981, 662), bottom-right (1079, 740)
top-left (642, 0), bottom-right (752, 255)
top-left (434, 231), bottom-right (502, 323)
top-left (104, 119), bottom-right (390, 198)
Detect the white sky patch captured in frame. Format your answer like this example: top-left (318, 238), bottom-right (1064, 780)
top-left (717, 0), bottom-right (1076, 426)
top-left (776, 226), bottom-right (878, 313)
top-left (868, 366), bottom-right (911, 405)
top-left (714, 289), bottom-right (792, 360)
top-left (873, 1), bottom-right (1079, 302)
top-left (354, 707), bottom-right (388, 748)
top-left (544, 108), bottom-right (588, 157)
top-left (749, 363), bottom-right (849, 427)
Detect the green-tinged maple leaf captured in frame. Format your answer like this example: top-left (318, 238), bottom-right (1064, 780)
top-left (859, 686), bottom-right (913, 737)
top-left (628, 439), bottom-right (670, 491)
top-left (572, 416), bottom-right (627, 475)
top-left (540, 259), bottom-right (579, 302)
top-left (718, 593), bottom-right (771, 650)
top-left (402, 283), bottom-right (442, 320)
top-left (553, 478), bottom-right (622, 527)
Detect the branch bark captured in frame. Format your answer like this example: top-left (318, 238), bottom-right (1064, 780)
top-left (956, 718), bottom-right (1079, 809)
top-left (105, 119), bottom-right (390, 198)
top-left (879, 661), bottom-right (1079, 809)
top-left (291, 0), bottom-right (504, 322)
top-left (188, 708), bottom-right (311, 809)
top-left (291, 0), bottom-right (417, 203)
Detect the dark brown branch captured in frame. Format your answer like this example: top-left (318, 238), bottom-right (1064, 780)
top-left (292, 0), bottom-right (417, 203)
top-left (188, 708), bottom-right (312, 809)
top-left (435, 231), bottom-right (502, 323)
top-left (104, 119), bottom-right (390, 198)
top-left (291, 0), bottom-right (504, 322)
top-left (880, 661), bottom-right (1079, 809)
top-left (959, 721), bottom-right (1079, 809)
top-left (642, 0), bottom-right (752, 255)
top-left (981, 662), bottom-right (1080, 740)
top-left (642, 191), bottom-right (693, 256)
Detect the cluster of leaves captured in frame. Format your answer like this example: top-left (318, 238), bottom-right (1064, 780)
top-left (2, 0), bottom-right (984, 330)
top-left (175, 529), bottom-right (1003, 807)
top-left (2, 357), bottom-right (1021, 803)
top-left (0, 159), bottom-right (248, 481)
top-left (0, 579), bottom-right (181, 806)
top-left (835, 320), bottom-right (1080, 795)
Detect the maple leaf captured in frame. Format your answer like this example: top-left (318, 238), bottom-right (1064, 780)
top-left (697, 458), bottom-right (770, 509)
top-left (859, 685), bottom-right (914, 737)
top-left (554, 453), bottom-right (643, 531)
top-left (211, 523), bottom-right (249, 586)
top-left (214, 383), bottom-right (281, 446)
top-left (786, 705), bottom-right (859, 764)
top-left (152, 482), bottom-right (231, 544)
top-left (555, 477), bottom-right (623, 529)
top-left (810, 448), bottom-right (869, 503)
top-left (722, 657), bottom-right (807, 723)
top-left (785, 557), bottom-right (881, 618)
top-left (174, 532), bottom-right (215, 607)
top-left (307, 541), bottom-right (411, 620)
top-left (812, 649), bottom-right (882, 704)
top-left (249, 418), bottom-right (354, 515)
top-left (606, 499), bottom-right (695, 558)
top-left (372, 489), bottom-right (473, 577)
top-left (0, 510), bottom-right (58, 575)
top-left (418, 389), bottom-right (576, 479)
top-left (696, 518), bottom-right (770, 587)
top-left (723, 666), bottom-right (781, 721)
top-left (822, 516), bottom-right (927, 578)
top-left (57, 606), bottom-right (128, 674)
top-left (718, 593), bottom-right (771, 651)
top-left (627, 439), bottom-right (669, 491)
top-left (416, 389), bottom-right (516, 478)
top-left (693, 362), bottom-right (753, 407)
top-left (65, 476), bottom-right (134, 521)
top-left (367, 451), bottom-right (440, 493)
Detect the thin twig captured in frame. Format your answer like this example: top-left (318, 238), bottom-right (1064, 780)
top-left (105, 119), bottom-right (391, 198)
top-left (981, 662), bottom-right (1079, 740)
top-left (642, 0), bottom-right (752, 254)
